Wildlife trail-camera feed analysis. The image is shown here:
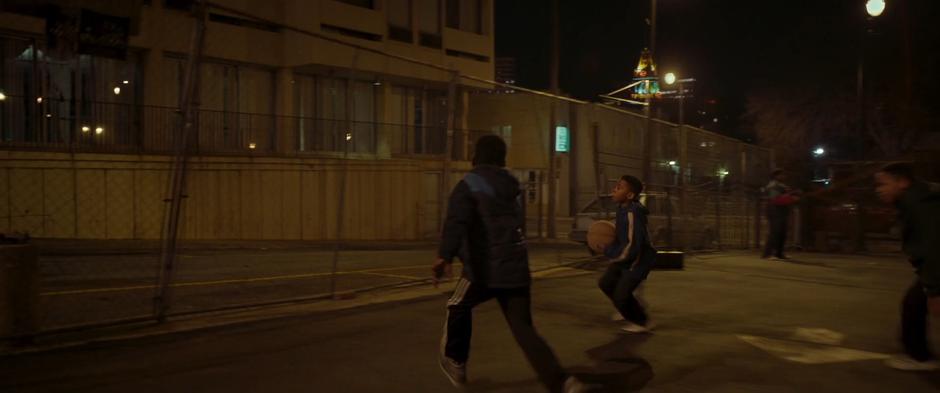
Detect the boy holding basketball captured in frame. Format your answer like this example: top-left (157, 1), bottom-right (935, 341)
top-left (598, 175), bottom-right (658, 333)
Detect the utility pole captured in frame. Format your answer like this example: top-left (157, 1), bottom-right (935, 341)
top-left (650, 0), bottom-right (657, 57)
top-left (642, 0), bottom-right (657, 187)
top-left (547, 0), bottom-right (559, 239)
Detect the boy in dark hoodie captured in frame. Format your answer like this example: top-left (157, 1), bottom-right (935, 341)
top-left (875, 163), bottom-right (940, 371)
top-left (432, 135), bottom-right (587, 393)
top-left (598, 175), bottom-right (658, 333)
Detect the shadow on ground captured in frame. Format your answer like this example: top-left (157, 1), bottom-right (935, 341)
top-left (571, 334), bottom-right (654, 392)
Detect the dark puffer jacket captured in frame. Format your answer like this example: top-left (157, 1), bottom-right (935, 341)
top-left (897, 181), bottom-right (940, 296)
top-left (438, 165), bottom-right (530, 288)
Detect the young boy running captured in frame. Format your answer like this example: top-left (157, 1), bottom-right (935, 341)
top-left (432, 135), bottom-right (587, 393)
top-left (598, 175), bottom-right (658, 333)
top-left (874, 163), bottom-right (940, 371)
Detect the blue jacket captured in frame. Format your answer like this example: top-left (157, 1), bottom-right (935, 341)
top-left (438, 165), bottom-right (530, 288)
top-left (604, 201), bottom-right (657, 273)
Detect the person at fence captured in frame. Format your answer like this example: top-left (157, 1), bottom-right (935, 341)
top-left (874, 163), bottom-right (940, 371)
top-left (762, 169), bottom-right (801, 260)
top-left (597, 175), bottom-right (658, 334)
top-left (431, 135), bottom-right (588, 393)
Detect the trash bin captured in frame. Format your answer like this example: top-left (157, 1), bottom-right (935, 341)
top-left (0, 244), bottom-right (39, 340)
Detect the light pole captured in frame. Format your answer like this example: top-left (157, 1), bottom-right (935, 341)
top-left (855, 0), bottom-right (884, 252)
top-left (664, 72), bottom-right (694, 249)
top-left (664, 73), bottom-right (695, 126)
top-left (858, 0), bottom-right (885, 159)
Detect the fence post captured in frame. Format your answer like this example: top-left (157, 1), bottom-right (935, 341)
top-left (716, 175), bottom-right (722, 250)
top-left (677, 126), bottom-right (688, 249)
top-left (537, 171), bottom-right (544, 239)
top-left (440, 71), bottom-right (458, 231)
top-left (755, 194), bottom-right (762, 249)
top-left (154, 0), bottom-right (207, 322)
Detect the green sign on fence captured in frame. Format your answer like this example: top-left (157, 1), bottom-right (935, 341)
top-left (554, 126), bottom-right (569, 153)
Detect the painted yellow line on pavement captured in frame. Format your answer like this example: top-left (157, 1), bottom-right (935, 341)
top-left (40, 264), bottom-right (431, 297)
top-left (357, 272), bottom-right (424, 280)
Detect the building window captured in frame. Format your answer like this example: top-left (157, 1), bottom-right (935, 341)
top-left (417, 0), bottom-right (442, 48)
top-left (446, 0), bottom-right (482, 34)
top-left (335, 0), bottom-right (375, 9)
top-left (0, 35), bottom-right (141, 148)
top-left (294, 75), bottom-right (377, 154)
top-left (387, 0), bottom-right (413, 43)
top-left (167, 59), bottom-right (276, 152)
top-left (389, 85), bottom-right (446, 155)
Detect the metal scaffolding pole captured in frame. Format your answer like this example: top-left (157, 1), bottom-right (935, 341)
top-left (154, 0), bottom-right (207, 322)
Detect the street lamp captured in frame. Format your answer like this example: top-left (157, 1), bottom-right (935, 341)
top-left (866, 0), bottom-right (885, 17)
top-left (664, 72), bottom-right (676, 86)
top-left (813, 147), bottom-right (826, 157)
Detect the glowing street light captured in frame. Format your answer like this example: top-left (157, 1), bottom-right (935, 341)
top-left (345, 132), bottom-right (353, 141)
top-left (81, 126), bottom-right (90, 133)
top-left (248, 142), bottom-right (257, 149)
top-left (668, 160), bottom-right (677, 166)
top-left (95, 126), bottom-right (104, 135)
top-left (0, 92), bottom-right (6, 101)
top-left (664, 72), bottom-right (677, 85)
top-left (866, 0), bottom-right (885, 17)
top-left (36, 96), bottom-right (43, 104)
top-left (813, 147), bottom-right (826, 157)
top-left (113, 87), bottom-right (121, 95)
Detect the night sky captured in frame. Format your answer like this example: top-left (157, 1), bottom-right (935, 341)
top-left (496, 0), bottom-right (940, 142)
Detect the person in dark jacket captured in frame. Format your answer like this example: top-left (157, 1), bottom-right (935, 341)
top-left (598, 175), bottom-right (658, 333)
top-left (874, 163), bottom-right (940, 371)
top-left (431, 135), bottom-right (587, 393)
top-left (762, 169), bottom-right (800, 259)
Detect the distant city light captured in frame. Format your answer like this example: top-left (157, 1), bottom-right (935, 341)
top-left (713, 117), bottom-right (719, 123)
top-left (813, 147), bottom-right (826, 157)
top-left (0, 92), bottom-right (6, 101)
top-left (668, 160), bottom-right (677, 166)
top-left (45, 113), bottom-right (52, 118)
top-left (718, 169), bottom-right (730, 177)
top-left (866, 0), bottom-right (886, 17)
top-left (122, 80), bottom-right (129, 84)
top-left (248, 142), bottom-right (257, 149)
top-left (113, 87), bottom-right (121, 95)
top-left (36, 96), bottom-right (43, 103)
top-left (81, 126), bottom-right (90, 133)
top-left (95, 126), bottom-right (104, 135)
top-left (345, 133), bottom-right (353, 141)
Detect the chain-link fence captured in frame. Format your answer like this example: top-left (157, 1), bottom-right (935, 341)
top-left (0, 1), bottom-right (775, 340)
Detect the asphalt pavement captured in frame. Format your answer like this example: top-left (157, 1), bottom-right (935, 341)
top-left (4, 251), bottom-right (940, 392)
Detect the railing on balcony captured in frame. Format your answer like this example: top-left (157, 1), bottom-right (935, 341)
top-left (0, 96), bottom-right (462, 158)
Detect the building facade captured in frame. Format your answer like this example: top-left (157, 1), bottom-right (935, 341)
top-left (0, 0), bottom-right (493, 157)
top-left (0, 0), bottom-right (495, 241)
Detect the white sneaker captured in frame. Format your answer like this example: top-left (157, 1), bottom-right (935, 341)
top-left (611, 312), bottom-right (624, 321)
top-left (621, 320), bottom-right (655, 334)
top-left (563, 376), bottom-right (591, 393)
top-left (885, 355), bottom-right (940, 371)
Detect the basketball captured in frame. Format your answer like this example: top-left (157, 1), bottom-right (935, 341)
top-left (586, 220), bottom-right (616, 254)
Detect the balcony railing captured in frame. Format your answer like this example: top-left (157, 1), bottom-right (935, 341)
top-left (0, 96), bottom-right (463, 158)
